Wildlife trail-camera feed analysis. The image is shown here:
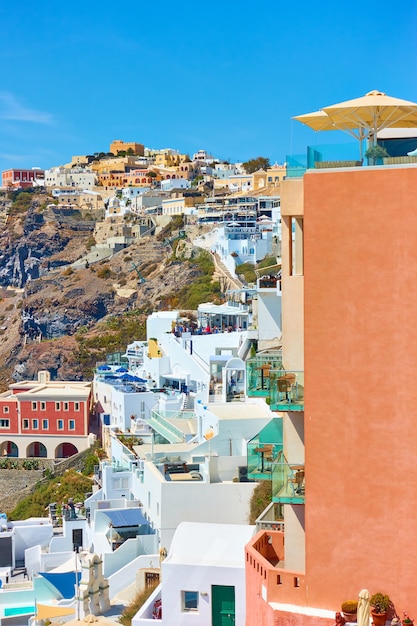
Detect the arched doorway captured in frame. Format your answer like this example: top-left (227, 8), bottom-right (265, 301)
top-left (0, 441), bottom-right (18, 457)
top-left (26, 442), bottom-right (47, 458)
top-left (55, 443), bottom-right (78, 459)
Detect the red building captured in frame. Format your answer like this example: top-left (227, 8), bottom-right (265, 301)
top-left (0, 371), bottom-right (93, 459)
top-left (2, 168), bottom-right (45, 189)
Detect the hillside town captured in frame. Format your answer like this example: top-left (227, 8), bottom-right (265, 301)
top-left (1, 89), bottom-right (417, 626)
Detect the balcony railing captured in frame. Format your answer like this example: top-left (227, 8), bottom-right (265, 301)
top-left (271, 453), bottom-right (305, 504)
top-left (247, 442), bottom-right (283, 480)
top-left (269, 370), bottom-right (304, 411)
top-left (246, 354), bottom-right (283, 396)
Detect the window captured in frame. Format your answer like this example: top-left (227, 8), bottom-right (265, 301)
top-left (32, 402), bottom-right (37, 411)
top-left (0, 419), bottom-right (10, 428)
top-left (40, 402), bottom-right (46, 411)
top-left (69, 420), bottom-right (75, 430)
top-left (3, 406), bottom-right (9, 414)
top-left (57, 419), bottom-right (64, 430)
top-left (182, 591), bottom-right (199, 612)
top-left (23, 419), bottom-right (29, 429)
top-left (32, 419), bottom-right (39, 429)
top-left (42, 419), bottom-right (49, 430)
top-left (63, 402), bottom-right (69, 411)
top-left (55, 402), bottom-right (61, 411)
top-left (289, 216), bottom-right (304, 276)
top-left (74, 402), bottom-right (80, 411)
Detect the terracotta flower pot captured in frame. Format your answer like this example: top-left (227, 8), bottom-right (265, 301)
top-left (371, 611), bottom-right (387, 626)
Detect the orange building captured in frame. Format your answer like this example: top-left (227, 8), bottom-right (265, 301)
top-left (246, 163), bottom-right (417, 624)
top-left (110, 140), bottom-right (144, 156)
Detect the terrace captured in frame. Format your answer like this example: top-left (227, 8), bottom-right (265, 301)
top-left (286, 141), bottom-right (417, 177)
top-left (246, 353), bottom-right (283, 397)
top-left (247, 419), bottom-right (283, 480)
top-left (271, 451), bottom-right (305, 505)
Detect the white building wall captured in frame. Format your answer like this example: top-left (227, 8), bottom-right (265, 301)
top-left (157, 563), bottom-right (247, 626)
top-left (257, 290), bottom-right (282, 341)
top-left (6, 434), bottom-right (92, 459)
top-left (12, 520), bottom-right (53, 562)
top-left (110, 389), bottom-right (157, 432)
top-left (130, 465), bottom-right (257, 551)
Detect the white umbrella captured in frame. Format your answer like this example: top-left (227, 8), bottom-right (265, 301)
top-left (357, 588), bottom-right (371, 626)
top-left (293, 91), bottom-right (417, 159)
top-left (322, 90), bottom-right (417, 146)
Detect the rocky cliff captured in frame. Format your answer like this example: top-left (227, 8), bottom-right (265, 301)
top-left (0, 190), bottom-right (213, 387)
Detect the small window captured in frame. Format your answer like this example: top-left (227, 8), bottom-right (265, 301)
top-left (32, 402), bottom-right (37, 411)
top-left (74, 402), bottom-right (80, 411)
top-left (182, 591), bottom-right (199, 612)
top-left (42, 419), bottom-right (49, 430)
top-left (32, 419), bottom-right (38, 429)
top-left (23, 419), bottom-right (29, 429)
top-left (40, 402), bottom-right (46, 411)
top-left (63, 402), bottom-right (69, 411)
top-left (0, 419), bottom-right (10, 428)
top-left (3, 406), bottom-right (9, 414)
top-left (57, 419), bottom-right (64, 430)
top-left (55, 402), bottom-right (61, 411)
top-left (69, 419), bottom-right (75, 430)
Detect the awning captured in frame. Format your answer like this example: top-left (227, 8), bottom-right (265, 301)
top-left (40, 572), bottom-right (81, 599)
top-left (103, 508), bottom-right (149, 527)
top-left (36, 604), bottom-right (75, 619)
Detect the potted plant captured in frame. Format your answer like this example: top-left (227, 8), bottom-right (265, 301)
top-left (370, 593), bottom-right (391, 626)
top-left (364, 144), bottom-right (389, 165)
top-left (402, 612), bottom-right (414, 625)
top-left (341, 600), bottom-right (358, 622)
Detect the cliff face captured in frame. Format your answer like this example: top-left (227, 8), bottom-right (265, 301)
top-left (0, 191), bottom-right (211, 387)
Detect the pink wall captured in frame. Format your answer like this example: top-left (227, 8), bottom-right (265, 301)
top-left (246, 531), bottom-right (334, 625)
top-left (303, 166), bottom-right (417, 613)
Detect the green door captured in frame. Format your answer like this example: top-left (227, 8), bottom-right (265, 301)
top-left (211, 585), bottom-right (236, 626)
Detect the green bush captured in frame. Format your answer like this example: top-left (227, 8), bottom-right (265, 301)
top-left (22, 459), bottom-right (40, 470)
top-left (8, 469), bottom-right (93, 520)
top-left (249, 480), bottom-right (272, 524)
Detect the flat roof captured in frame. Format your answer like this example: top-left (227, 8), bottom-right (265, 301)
top-left (133, 442), bottom-right (198, 458)
top-left (208, 401), bottom-right (273, 420)
top-left (9, 382), bottom-right (91, 399)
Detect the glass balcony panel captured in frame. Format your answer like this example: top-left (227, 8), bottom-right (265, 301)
top-left (247, 442), bottom-right (282, 479)
top-left (246, 354), bottom-right (283, 396)
top-left (272, 454), bottom-right (305, 503)
top-left (270, 370), bottom-right (304, 411)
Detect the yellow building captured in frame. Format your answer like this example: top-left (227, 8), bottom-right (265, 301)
top-left (91, 156), bottom-right (138, 174)
top-left (266, 164), bottom-right (286, 187)
top-left (252, 165), bottom-right (286, 190)
top-left (154, 151), bottom-right (190, 168)
top-left (110, 140), bottom-right (144, 156)
top-left (70, 156), bottom-right (91, 167)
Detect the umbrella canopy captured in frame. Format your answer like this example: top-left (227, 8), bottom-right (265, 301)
top-left (322, 90), bottom-right (417, 144)
top-left (293, 91), bottom-right (417, 159)
top-left (357, 588), bottom-right (371, 626)
top-left (293, 110), bottom-right (369, 158)
top-left (293, 110), bottom-right (341, 132)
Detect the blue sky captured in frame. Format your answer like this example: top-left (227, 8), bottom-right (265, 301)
top-left (0, 1), bottom-right (416, 173)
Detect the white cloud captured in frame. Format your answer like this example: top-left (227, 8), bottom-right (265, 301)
top-left (0, 92), bottom-right (54, 124)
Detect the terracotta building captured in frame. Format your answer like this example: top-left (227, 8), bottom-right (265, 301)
top-left (246, 162), bottom-right (417, 624)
